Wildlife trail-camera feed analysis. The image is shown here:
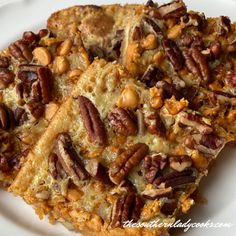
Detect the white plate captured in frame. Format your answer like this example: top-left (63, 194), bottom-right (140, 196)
top-left (0, 0), bottom-right (236, 235)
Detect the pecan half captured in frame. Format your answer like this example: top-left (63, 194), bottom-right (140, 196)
top-left (108, 108), bottom-right (137, 136)
top-left (217, 16), bottom-right (231, 36)
top-left (17, 65), bottom-right (52, 104)
top-left (48, 152), bottom-right (67, 180)
top-left (0, 103), bottom-right (14, 130)
top-left (162, 39), bottom-right (184, 70)
top-left (110, 192), bottom-right (144, 228)
top-left (154, 169), bottom-right (196, 188)
top-left (109, 143), bottom-right (149, 185)
top-left (183, 46), bottom-right (210, 83)
top-left (54, 133), bottom-right (89, 186)
top-left (0, 56), bottom-right (10, 68)
top-left (9, 40), bottom-right (33, 62)
top-left (143, 153), bottom-right (167, 183)
top-left (14, 107), bottom-right (28, 126)
top-left (169, 155), bottom-right (192, 172)
top-left (78, 96), bottom-right (107, 146)
top-left (0, 68), bottom-right (15, 89)
top-left (140, 65), bottom-right (164, 87)
top-left (157, 0), bottom-right (187, 19)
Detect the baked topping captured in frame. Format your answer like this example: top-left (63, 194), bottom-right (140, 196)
top-left (109, 143), bottom-right (149, 184)
top-left (108, 108), bottom-right (137, 136)
top-left (14, 107), bottom-right (28, 126)
top-left (78, 96), bottom-right (107, 146)
top-left (142, 186), bottom-right (173, 199)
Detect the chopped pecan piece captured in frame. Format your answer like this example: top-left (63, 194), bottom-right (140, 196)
top-left (14, 107), bottom-right (28, 126)
top-left (109, 143), bottom-right (149, 185)
top-left (157, 0), bottom-right (187, 19)
top-left (78, 96), bottom-right (107, 146)
top-left (17, 64), bottom-right (39, 83)
top-left (0, 103), bottom-right (14, 130)
top-left (142, 186), bottom-right (172, 199)
top-left (9, 149), bottom-right (30, 171)
top-left (0, 68), bottom-right (15, 89)
top-left (162, 39), bottom-right (184, 70)
top-left (0, 155), bottom-right (10, 172)
top-left (140, 65), bottom-right (164, 87)
top-left (141, 16), bottom-right (162, 35)
top-left (27, 100), bottom-right (45, 119)
top-left (147, 113), bottom-right (166, 137)
top-left (143, 153), bottom-right (167, 183)
top-left (137, 109), bottom-right (146, 135)
top-left (182, 12), bottom-right (206, 30)
top-left (9, 40), bottom-right (33, 62)
top-left (209, 41), bottom-right (221, 59)
top-left (161, 200), bottom-right (177, 215)
top-left (224, 71), bottom-right (236, 87)
top-left (86, 159), bottom-right (111, 184)
top-left (217, 16), bottom-right (231, 36)
top-left (0, 56), bottom-right (10, 68)
top-left (110, 192), bottom-right (144, 228)
top-left (169, 155), bottom-right (192, 172)
top-left (108, 108), bottom-right (137, 136)
top-left (37, 66), bottom-right (52, 104)
top-left (54, 133), bottom-right (89, 186)
top-left (22, 31), bottom-right (38, 44)
top-left (110, 179), bottom-right (135, 195)
top-left (156, 81), bottom-right (182, 100)
top-left (199, 133), bottom-right (222, 150)
top-left (179, 112), bottom-right (213, 134)
top-left (227, 41), bottom-right (236, 54)
top-left (132, 26), bottom-right (144, 41)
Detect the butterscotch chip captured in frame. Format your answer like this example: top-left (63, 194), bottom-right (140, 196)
top-left (33, 47), bottom-right (52, 66)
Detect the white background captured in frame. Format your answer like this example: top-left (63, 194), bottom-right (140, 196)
top-left (0, 0), bottom-right (236, 235)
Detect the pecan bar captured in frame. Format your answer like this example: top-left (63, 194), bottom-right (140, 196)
top-left (10, 60), bottom-right (230, 235)
top-left (47, 0), bottom-right (236, 139)
top-left (0, 28), bottom-right (90, 187)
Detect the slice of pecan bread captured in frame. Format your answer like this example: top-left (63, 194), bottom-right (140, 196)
top-left (0, 29), bottom-right (90, 187)
top-left (9, 59), bottom-right (231, 235)
top-left (47, 1), bottom-right (236, 139)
